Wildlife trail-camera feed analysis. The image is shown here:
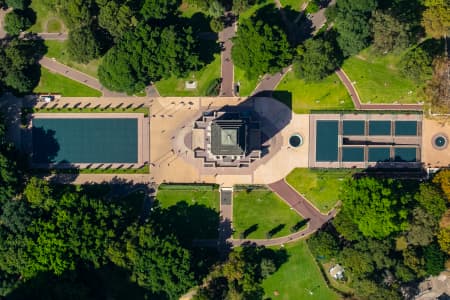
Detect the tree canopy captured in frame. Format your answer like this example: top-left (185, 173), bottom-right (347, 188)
top-left (67, 26), bottom-right (101, 63)
top-left (0, 38), bottom-right (45, 94)
top-left (4, 10), bottom-right (32, 35)
top-left (334, 0), bottom-right (376, 56)
top-left (232, 18), bottom-right (292, 79)
top-left (98, 24), bottom-right (201, 94)
top-left (371, 10), bottom-right (411, 54)
top-left (421, 0), bottom-right (450, 39)
top-left (340, 177), bottom-right (410, 238)
top-left (294, 37), bottom-right (339, 81)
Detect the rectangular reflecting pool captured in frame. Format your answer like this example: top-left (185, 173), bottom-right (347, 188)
top-left (369, 121), bottom-right (391, 136)
top-left (395, 121), bottom-right (417, 136)
top-left (343, 120), bottom-right (365, 136)
top-left (316, 120), bottom-right (338, 161)
top-left (342, 147), bottom-right (364, 162)
top-left (32, 118), bottom-right (138, 164)
top-left (394, 147), bottom-right (417, 162)
top-left (368, 147), bottom-right (391, 162)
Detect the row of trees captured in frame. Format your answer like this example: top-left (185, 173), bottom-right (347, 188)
top-left (308, 175), bottom-right (450, 299)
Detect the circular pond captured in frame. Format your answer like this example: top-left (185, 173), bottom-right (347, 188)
top-left (289, 134), bottom-right (303, 148)
top-left (433, 134), bottom-right (448, 150)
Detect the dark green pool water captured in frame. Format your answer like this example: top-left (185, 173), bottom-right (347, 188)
top-left (32, 118), bottom-right (138, 164)
top-left (342, 147), bottom-right (364, 162)
top-left (369, 121), bottom-right (391, 136)
top-left (394, 121), bottom-right (417, 136)
top-left (394, 148), bottom-right (417, 162)
top-left (368, 147), bottom-right (391, 162)
top-left (316, 120), bottom-right (338, 162)
top-left (343, 120), bottom-right (365, 136)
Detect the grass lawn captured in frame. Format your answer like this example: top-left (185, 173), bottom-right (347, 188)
top-left (234, 65), bottom-right (259, 96)
top-left (45, 40), bottom-right (101, 79)
top-left (286, 168), bottom-right (359, 213)
top-left (262, 240), bottom-right (340, 300)
top-left (233, 190), bottom-right (303, 239)
top-left (34, 68), bottom-right (102, 97)
top-left (238, 0), bottom-right (272, 20)
top-left (178, 0), bottom-right (203, 17)
top-left (156, 189), bottom-right (220, 212)
top-left (29, 0), bottom-right (65, 33)
top-left (342, 46), bottom-right (425, 104)
top-left (280, 0), bottom-right (308, 11)
top-left (274, 71), bottom-right (354, 113)
top-left (155, 54), bottom-right (221, 96)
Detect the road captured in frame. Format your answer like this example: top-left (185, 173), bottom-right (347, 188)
top-left (219, 23), bottom-right (236, 97)
top-left (39, 57), bottom-right (126, 97)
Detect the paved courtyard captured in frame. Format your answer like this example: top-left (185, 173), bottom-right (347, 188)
top-left (422, 117), bottom-right (450, 168)
top-left (150, 96), bottom-right (311, 185)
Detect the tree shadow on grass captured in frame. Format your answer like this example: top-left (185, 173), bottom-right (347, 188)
top-left (151, 200), bottom-right (220, 246)
top-left (291, 218), bottom-right (310, 232)
top-left (242, 224), bottom-right (258, 238)
top-left (240, 242), bottom-right (289, 272)
top-left (268, 224), bottom-right (285, 237)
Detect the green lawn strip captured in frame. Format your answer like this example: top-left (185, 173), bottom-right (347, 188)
top-left (280, 0), bottom-right (308, 11)
top-left (34, 68), bottom-right (102, 97)
top-left (29, 1), bottom-right (64, 33)
top-left (33, 106), bottom-right (149, 117)
top-left (44, 40), bottom-right (101, 79)
top-left (286, 168), bottom-right (359, 213)
top-left (156, 189), bottom-right (220, 212)
top-left (155, 54), bottom-right (221, 96)
top-left (234, 65), bottom-right (259, 96)
top-left (262, 240), bottom-right (340, 300)
top-left (233, 190), bottom-right (303, 239)
top-left (342, 47), bottom-right (425, 104)
top-left (274, 71), bottom-right (354, 114)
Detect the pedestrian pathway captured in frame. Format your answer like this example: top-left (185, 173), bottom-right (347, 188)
top-left (219, 20), bottom-right (236, 97)
top-left (39, 57), bottom-right (126, 97)
top-left (218, 187), bottom-right (233, 255)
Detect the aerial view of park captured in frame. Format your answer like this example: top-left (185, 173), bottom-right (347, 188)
top-left (0, 0), bottom-right (449, 299)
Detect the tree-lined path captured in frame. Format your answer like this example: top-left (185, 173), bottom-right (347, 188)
top-left (219, 19), bottom-right (236, 97)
